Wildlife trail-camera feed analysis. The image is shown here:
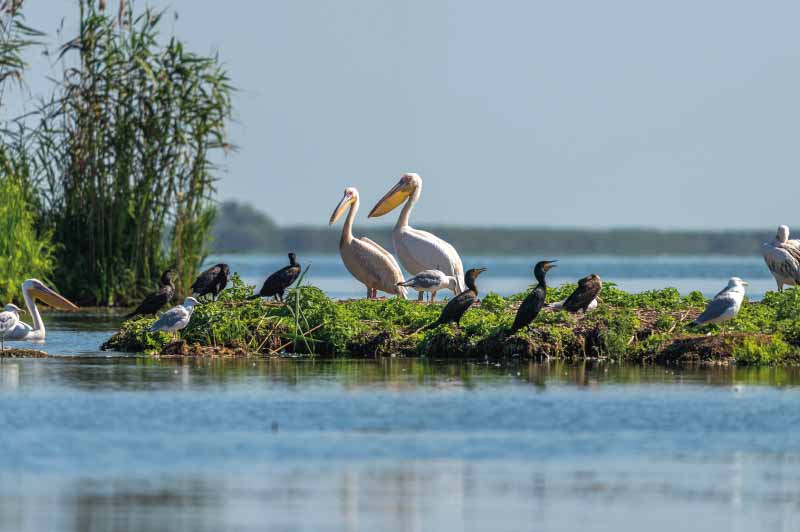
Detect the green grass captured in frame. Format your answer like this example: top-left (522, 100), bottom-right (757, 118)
top-left (102, 278), bottom-right (800, 366)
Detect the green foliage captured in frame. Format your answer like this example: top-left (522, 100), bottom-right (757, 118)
top-left (0, 173), bottom-right (55, 304)
top-left (733, 337), bottom-right (794, 366)
top-left (102, 280), bottom-right (800, 366)
top-left (480, 292), bottom-right (507, 315)
top-left (0, 2), bottom-right (44, 109)
top-left (16, 0), bottom-right (233, 305)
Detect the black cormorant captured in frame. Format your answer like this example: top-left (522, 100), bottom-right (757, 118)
top-left (509, 260), bottom-right (557, 334)
top-left (249, 253), bottom-right (301, 302)
top-left (424, 268), bottom-right (486, 330)
top-left (562, 274), bottom-right (602, 313)
top-left (191, 263), bottom-right (230, 300)
top-left (125, 268), bottom-right (176, 319)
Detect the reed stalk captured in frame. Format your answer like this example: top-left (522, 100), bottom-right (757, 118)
top-left (19, 0), bottom-right (233, 305)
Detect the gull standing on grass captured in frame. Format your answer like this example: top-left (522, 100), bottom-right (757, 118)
top-left (761, 225), bottom-right (800, 292)
top-left (397, 269), bottom-right (459, 303)
top-left (0, 304), bottom-right (23, 351)
top-left (692, 277), bottom-right (748, 329)
top-left (149, 297), bottom-right (200, 340)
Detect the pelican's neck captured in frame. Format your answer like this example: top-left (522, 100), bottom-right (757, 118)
top-left (23, 287), bottom-right (44, 336)
top-left (341, 197), bottom-right (358, 247)
top-left (395, 186), bottom-right (421, 230)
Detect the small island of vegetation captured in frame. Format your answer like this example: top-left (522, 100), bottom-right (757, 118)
top-left (102, 275), bottom-right (800, 366)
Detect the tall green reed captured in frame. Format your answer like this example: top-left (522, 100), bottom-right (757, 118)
top-left (0, 1), bottom-right (55, 303)
top-left (19, 0), bottom-right (233, 305)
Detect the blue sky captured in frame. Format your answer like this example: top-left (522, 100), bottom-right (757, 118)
top-left (14, 0), bottom-right (800, 228)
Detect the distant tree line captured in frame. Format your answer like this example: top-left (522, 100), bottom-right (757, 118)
top-left (212, 201), bottom-right (779, 256)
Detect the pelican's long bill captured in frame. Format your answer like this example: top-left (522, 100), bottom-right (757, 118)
top-left (368, 179), bottom-right (413, 218)
top-left (329, 193), bottom-right (354, 225)
top-left (30, 280), bottom-right (79, 311)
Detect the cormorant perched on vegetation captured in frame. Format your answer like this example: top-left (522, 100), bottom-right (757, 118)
top-left (126, 268), bottom-right (177, 318)
top-left (250, 253), bottom-right (301, 302)
top-left (424, 268), bottom-right (486, 330)
top-left (191, 263), bottom-right (230, 300)
top-left (510, 260), bottom-right (557, 334)
top-left (561, 274), bottom-right (602, 313)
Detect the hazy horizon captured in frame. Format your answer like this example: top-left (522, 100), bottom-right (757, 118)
top-left (13, 1), bottom-right (800, 229)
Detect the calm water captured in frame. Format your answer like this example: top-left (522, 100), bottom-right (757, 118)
top-left (207, 253), bottom-right (776, 300)
top-left (1, 254), bottom-right (795, 532)
top-left (1, 355), bottom-right (800, 532)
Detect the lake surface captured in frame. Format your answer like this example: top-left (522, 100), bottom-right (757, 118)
top-left (1, 254), bottom-right (796, 532)
top-left (207, 253), bottom-right (776, 300)
top-left (1, 355), bottom-right (800, 532)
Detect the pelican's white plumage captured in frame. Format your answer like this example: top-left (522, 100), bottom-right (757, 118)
top-left (398, 269), bottom-right (458, 302)
top-left (692, 277), bottom-right (748, 326)
top-left (368, 173), bottom-right (465, 298)
top-left (2, 279), bottom-right (79, 342)
top-left (330, 187), bottom-right (407, 299)
top-left (149, 297), bottom-right (199, 336)
top-left (0, 304), bottom-right (22, 350)
top-left (761, 225), bottom-right (800, 292)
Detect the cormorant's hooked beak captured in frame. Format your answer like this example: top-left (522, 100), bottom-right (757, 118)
top-left (329, 194), bottom-right (354, 225)
top-left (368, 180), bottom-right (412, 218)
top-left (543, 260), bottom-right (558, 271)
top-left (26, 280), bottom-right (79, 311)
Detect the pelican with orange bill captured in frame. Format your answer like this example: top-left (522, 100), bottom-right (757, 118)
top-left (368, 173), bottom-right (465, 301)
top-left (2, 279), bottom-right (79, 342)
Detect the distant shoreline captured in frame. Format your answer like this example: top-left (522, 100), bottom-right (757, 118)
top-left (212, 201), bottom-right (784, 256)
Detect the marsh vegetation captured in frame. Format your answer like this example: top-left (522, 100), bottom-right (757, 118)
top-left (0, 0), bottom-right (233, 306)
top-left (102, 274), bottom-right (800, 365)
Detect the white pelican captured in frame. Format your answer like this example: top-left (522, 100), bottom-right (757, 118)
top-left (3, 279), bottom-right (79, 342)
top-left (0, 304), bottom-right (22, 350)
top-left (761, 225), bottom-right (800, 291)
top-left (692, 277), bottom-right (748, 327)
top-left (149, 297), bottom-right (199, 339)
top-left (329, 187), bottom-right (407, 299)
top-left (398, 269), bottom-right (458, 303)
top-left (368, 173), bottom-right (465, 300)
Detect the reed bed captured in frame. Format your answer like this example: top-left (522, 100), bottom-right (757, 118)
top-left (13, 0), bottom-right (232, 305)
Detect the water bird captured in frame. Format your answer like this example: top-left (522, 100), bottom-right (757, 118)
top-left (560, 274), bottom-right (602, 313)
top-left (368, 173), bottom-right (465, 300)
top-left (0, 304), bottom-right (22, 351)
top-left (149, 297), bottom-right (200, 339)
top-left (330, 187), bottom-right (407, 299)
top-left (250, 253), bottom-right (302, 302)
top-left (424, 268), bottom-right (486, 329)
top-left (397, 269), bottom-right (458, 303)
top-left (125, 268), bottom-right (176, 319)
top-left (761, 225), bottom-right (800, 292)
top-left (547, 298), bottom-right (598, 312)
top-left (1, 279), bottom-right (79, 342)
top-left (692, 277), bottom-right (748, 328)
top-left (510, 260), bottom-right (557, 334)
top-left (191, 263), bottom-right (230, 300)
